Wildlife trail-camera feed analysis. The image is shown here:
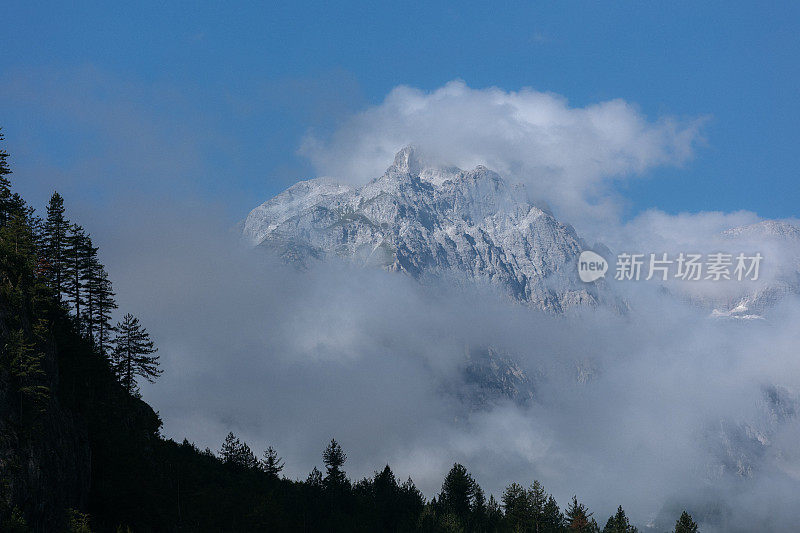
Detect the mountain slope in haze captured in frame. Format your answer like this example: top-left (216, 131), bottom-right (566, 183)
top-left (243, 147), bottom-right (605, 313)
top-left (712, 220), bottom-right (800, 318)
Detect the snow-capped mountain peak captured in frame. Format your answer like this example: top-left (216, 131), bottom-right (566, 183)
top-left (242, 147), bottom-right (607, 312)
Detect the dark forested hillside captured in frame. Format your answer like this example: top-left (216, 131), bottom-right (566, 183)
top-left (0, 131), bottom-right (698, 532)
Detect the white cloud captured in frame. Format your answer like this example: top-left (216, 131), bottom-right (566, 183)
top-left (300, 80), bottom-right (705, 228)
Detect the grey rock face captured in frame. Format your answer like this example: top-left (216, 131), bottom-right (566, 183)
top-left (243, 147), bottom-right (603, 313)
top-left (454, 346), bottom-right (536, 410)
top-left (704, 385), bottom-right (798, 481)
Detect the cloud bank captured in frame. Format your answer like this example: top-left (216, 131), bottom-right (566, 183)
top-left (106, 203), bottom-right (800, 533)
top-left (300, 80), bottom-right (705, 228)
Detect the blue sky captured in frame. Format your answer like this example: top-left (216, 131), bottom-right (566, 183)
top-left (1, 1), bottom-right (798, 221)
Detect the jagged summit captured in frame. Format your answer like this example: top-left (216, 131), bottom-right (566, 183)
top-left (242, 148), bottom-right (606, 312)
top-left (390, 145), bottom-right (425, 175)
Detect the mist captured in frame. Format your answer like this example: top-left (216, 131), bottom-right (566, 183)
top-left (76, 192), bottom-right (799, 532)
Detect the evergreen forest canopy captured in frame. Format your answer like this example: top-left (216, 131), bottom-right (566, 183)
top-left (0, 130), bottom-right (701, 532)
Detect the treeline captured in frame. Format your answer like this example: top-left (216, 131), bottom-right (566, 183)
top-left (0, 130), bottom-right (699, 532)
top-left (0, 155), bottom-right (161, 402)
top-left (196, 431), bottom-right (700, 533)
top-left (36, 189), bottom-right (161, 397)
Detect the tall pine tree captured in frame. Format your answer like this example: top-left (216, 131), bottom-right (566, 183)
top-left (220, 432), bottom-right (259, 470)
top-left (602, 506), bottom-right (638, 533)
top-left (220, 432), bottom-right (240, 464)
top-left (372, 465), bottom-right (400, 530)
top-left (0, 128), bottom-right (12, 225)
top-left (81, 239), bottom-right (116, 348)
top-left (261, 446), bottom-right (285, 478)
top-left (502, 482), bottom-right (531, 530)
top-left (529, 480), bottom-right (549, 532)
top-left (541, 495), bottom-right (566, 533)
top-left (64, 224), bottom-right (93, 327)
top-left (673, 511), bottom-right (698, 533)
top-left (486, 494), bottom-right (504, 532)
top-left (438, 463), bottom-right (477, 526)
top-left (111, 313), bottom-right (161, 396)
top-left (471, 484), bottom-right (488, 531)
top-left (566, 496), bottom-right (599, 533)
top-left (91, 264), bottom-right (117, 355)
top-left (322, 438), bottom-right (348, 490)
top-left (42, 192), bottom-right (68, 298)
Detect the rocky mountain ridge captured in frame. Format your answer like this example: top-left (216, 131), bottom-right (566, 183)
top-left (243, 147), bottom-right (605, 313)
